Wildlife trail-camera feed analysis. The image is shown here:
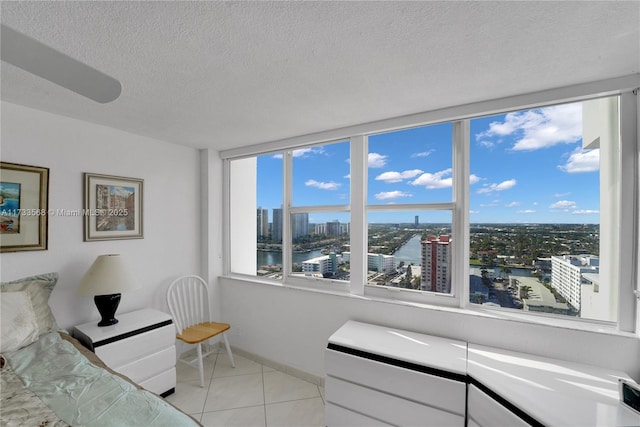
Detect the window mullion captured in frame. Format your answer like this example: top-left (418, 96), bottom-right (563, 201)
top-left (282, 151), bottom-right (292, 282)
top-left (350, 135), bottom-right (367, 296)
top-left (618, 91), bottom-right (638, 332)
top-left (222, 158), bottom-right (231, 276)
top-left (453, 120), bottom-right (470, 307)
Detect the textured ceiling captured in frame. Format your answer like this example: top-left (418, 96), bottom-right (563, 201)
top-left (1, 1), bottom-right (639, 151)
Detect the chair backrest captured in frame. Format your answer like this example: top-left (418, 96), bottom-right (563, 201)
top-left (166, 275), bottom-right (210, 335)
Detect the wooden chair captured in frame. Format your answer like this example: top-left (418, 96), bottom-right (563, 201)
top-left (166, 275), bottom-right (235, 387)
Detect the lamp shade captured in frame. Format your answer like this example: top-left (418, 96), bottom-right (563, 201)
top-left (77, 254), bottom-right (138, 296)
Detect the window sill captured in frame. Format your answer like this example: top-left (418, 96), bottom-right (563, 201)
top-left (220, 274), bottom-right (637, 339)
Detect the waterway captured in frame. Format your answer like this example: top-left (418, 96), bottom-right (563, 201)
top-left (391, 234), bottom-right (422, 266)
top-left (257, 249), bottom-right (325, 267)
top-left (257, 233), bottom-right (533, 278)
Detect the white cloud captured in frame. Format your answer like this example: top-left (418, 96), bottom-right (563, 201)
top-left (573, 209), bottom-right (599, 215)
top-left (272, 147), bottom-right (325, 159)
top-left (477, 140), bottom-right (496, 149)
top-left (470, 210), bottom-right (480, 214)
top-left (477, 179), bottom-right (517, 194)
top-left (375, 169), bottom-right (424, 183)
top-left (294, 147), bottom-right (324, 157)
top-left (517, 209), bottom-right (536, 214)
top-left (305, 179), bottom-right (341, 190)
top-left (470, 174), bottom-right (481, 185)
top-left (559, 147), bottom-right (599, 173)
top-left (344, 174), bottom-right (351, 179)
top-left (505, 201), bottom-right (520, 208)
top-left (553, 192), bottom-right (571, 198)
top-left (368, 153), bottom-right (388, 168)
top-left (411, 150), bottom-right (434, 158)
top-left (409, 168), bottom-right (453, 189)
top-left (374, 191), bottom-right (413, 200)
top-left (550, 200), bottom-right (576, 209)
top-left (477, 103), bottom-right (582, 151)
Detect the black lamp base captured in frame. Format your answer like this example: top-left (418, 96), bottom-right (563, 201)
top-left (94, 293), bottom-right (121, 326)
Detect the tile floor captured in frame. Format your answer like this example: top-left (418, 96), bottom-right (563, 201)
top-left (165, 347), bottom-right (325, 426)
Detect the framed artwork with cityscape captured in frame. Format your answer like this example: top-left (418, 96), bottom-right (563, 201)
top-left (84, 173), bottom-right (143, 241)
top-left (0, 161), bottom-right (49, 252)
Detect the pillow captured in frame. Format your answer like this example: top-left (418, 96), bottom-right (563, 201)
top-left (0, 273), bottom-right (59, 335)
top-left (0, 291), bottom-right (40, 352)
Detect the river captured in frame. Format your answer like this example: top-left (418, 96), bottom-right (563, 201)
top-left (257, 233), bottom-right (533, 278)
top-left (257, 249), bottom-right (325, 267)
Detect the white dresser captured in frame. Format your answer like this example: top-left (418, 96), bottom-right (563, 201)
top-left (73, 308), bottom-right (177, 397)
top-left (466, 343), bottom-right (640, 427)
top-left (326, 321), bottom-right (640, 427)
top-left (325, 320), bottom-right (468, 426)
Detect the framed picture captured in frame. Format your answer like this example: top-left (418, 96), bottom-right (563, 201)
top-left (0, 162), bottom-right (49, 252)
top-left (84, 173), bottom-right (143, 241)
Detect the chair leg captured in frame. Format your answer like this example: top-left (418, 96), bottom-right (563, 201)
top-left (197, 343), bottom-right (205, 387)
top-left (222, 332), bottom-right (235, 368)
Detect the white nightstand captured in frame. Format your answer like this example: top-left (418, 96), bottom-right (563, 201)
top-left (73, 308), bottom-right (176, 397)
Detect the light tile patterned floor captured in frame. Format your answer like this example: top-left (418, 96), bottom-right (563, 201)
top-left (165, 348), bottom-right (325, 426)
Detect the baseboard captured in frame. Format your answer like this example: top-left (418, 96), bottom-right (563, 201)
top-left (187, 341), bottom-right (325, 387)
top-left (227, 345), bottom-right (325, 387)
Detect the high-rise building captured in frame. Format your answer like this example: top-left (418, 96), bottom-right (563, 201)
top-left (340, 222), bottom-right (350, 235)
top-left (368, 253), bottom-right (395, 274)
top-left (421, 235), bottom-right (451, 293)
top-left (314, 223), bottom-right (326, 235)
top-left (414, 216), bottom-right (419, 227)
top-left (302, 253), bottom-right (337, 276)
top-left (291, 213), bottom-right (309, 240)
top-left (551, 255), bottom-right (599, 312)
top-left (257, 207), bottom-right (269, 238)
top-left (326, 220), bottom-right (342, 236)
top-left (272, 208), bottom-right (283, 242)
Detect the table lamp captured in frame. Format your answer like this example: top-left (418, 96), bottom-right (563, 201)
top-left (77, 254), bottom-right (138, 326)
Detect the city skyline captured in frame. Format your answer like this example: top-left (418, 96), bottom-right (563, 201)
top-left (257, 101), bottom-right (600, 224)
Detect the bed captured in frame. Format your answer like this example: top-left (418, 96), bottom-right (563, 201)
top-left (1, 273), bottom-right (199, 426)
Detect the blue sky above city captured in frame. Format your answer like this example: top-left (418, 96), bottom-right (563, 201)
top-left (257, 101), bottom-right (600, 224)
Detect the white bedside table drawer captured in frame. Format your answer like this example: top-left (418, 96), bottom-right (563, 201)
top-left (139, 368), bottom-right (176, 396)
top-left (95, 324), bottom-right (175, 367)
top-left (117, 345), bottom-right (176, 384)
top-left (73, 309), bottom-right (177, 396)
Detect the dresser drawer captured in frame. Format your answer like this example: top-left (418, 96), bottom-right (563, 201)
top-left (467, 384), bottom-right (530, 427)
top-left (325, 402), bottom-right (391, 427)
top-left (326, 348), bottom-right (466, 416)
top-left (326, 376), bottom-right (465, 426)
top-left (138, 368), bottom-right (176, 396)
top-left (116, 345), bottom-right (176, 384)
top-left (95, 324), bottom-right (175, 368)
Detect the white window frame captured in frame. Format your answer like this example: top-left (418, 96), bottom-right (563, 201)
top-left (221, 74), bottom-right (639, 333)
top-left (360, 121), bottom-right (467, 308)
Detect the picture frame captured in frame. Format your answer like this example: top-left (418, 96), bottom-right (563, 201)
top-left (0, 162), bottom-right (49, 252)
top-left (84, 173), bottom-right (143, 241)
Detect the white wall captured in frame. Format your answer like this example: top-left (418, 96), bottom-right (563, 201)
top-left (0, 102), bottom-right (201, 330)
top-left (221, 277), bottom-right (640, 382)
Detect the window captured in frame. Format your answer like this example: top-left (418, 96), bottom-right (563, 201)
top-left (365, 123), bottom-right (454, 295)
top-left (224, 86), bottom-right (636, 331)
top-left (468, 98), bottom-right (618, 322)
top-left (290, 141), bottom-right (351, 283)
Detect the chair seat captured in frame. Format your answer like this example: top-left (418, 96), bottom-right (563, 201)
top-left (176, 321), bottom-right (230, 344)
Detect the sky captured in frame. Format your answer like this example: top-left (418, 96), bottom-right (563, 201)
top-left (257, 100), bottom-right (600, 224)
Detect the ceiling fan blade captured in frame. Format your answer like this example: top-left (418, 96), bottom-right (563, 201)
top-left (1, 24), bottom-right (121, 103)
